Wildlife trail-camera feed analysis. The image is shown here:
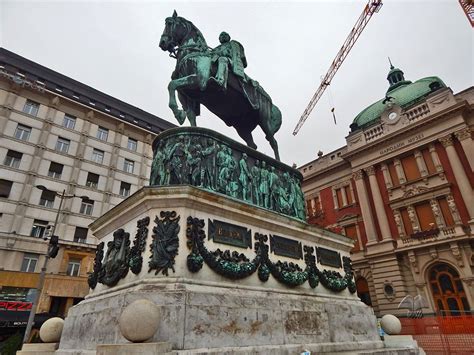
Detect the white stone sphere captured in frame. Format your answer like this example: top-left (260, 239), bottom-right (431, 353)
top-left (39, 317), bottom-right (64, 343)
top-left (380, 314), bottom-right (402, 335)
top-left (119, 299), bottom-right (161, 342)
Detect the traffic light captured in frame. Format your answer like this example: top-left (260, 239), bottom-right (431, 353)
top-left (48, 235), bottom-right (59, 258)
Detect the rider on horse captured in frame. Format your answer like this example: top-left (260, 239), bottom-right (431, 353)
top-left (211, 31), bottom-right (247, 89)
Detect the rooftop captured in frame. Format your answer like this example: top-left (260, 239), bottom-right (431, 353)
top-left (0, 48), bottom-right (175, 134)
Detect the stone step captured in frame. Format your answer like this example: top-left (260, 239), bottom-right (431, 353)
top-left (96, 342), bottom-right (172, 355)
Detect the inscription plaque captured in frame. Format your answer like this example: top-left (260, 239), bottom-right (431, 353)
top-left (208, 219), bottom-right (251, 249)
top-left (270, 235), bottom-right (302, 259)
top-left (316, 247), bottom-right (341, 268)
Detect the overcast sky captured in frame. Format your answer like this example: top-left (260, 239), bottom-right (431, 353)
top-left (1, 1), bottom-right (472, 166)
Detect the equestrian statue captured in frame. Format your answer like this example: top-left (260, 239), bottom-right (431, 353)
top-left (159, 11), bottom-right (282, 160)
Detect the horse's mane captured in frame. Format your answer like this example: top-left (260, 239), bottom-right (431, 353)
top-left (177, 16), bottom-right (208, 49)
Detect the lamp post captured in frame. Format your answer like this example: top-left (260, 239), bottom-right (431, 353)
top-left (22, 186), bottom-right (87, 344)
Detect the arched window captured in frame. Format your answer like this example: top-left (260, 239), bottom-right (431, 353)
top-left (356, 277), bottom-right (372, 306)
top-left (428, 263), bottom-right (470, 315)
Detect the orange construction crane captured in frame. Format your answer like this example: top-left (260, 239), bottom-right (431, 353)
top-left (293, 0), bottom-right (383, 135)
top-left (459, 0), bottom-right (474, 27)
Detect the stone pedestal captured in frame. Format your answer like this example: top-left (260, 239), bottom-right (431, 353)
top-left (384, 335), bottom-right (425, 354)
top-left (96, 342), bottom-right (172, 355)
top-left (18, 342), bottom-right (58, 354)
top-left (57, 184), bottom-right (417, 354)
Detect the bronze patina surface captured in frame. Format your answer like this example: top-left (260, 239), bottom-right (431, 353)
top-left (159, 11), bottom-right (282, 160)
top-left (151, 127), bottom-right (306, 221)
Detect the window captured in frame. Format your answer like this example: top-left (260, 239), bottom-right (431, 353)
top-left (0, 179), bottom-right (13, 198)
top-left (23, 100), bottom-right (40, 116)
top-left (123, 159), bottom-right (134, 174)
top-left (429, 263), bottom-right (470, 315)
top-left (400, 208), bottom-right (414, 236)
top-left (336, 188), bottom-right (344, 208)
top-left (344, 185), bottom-right (353, 204)
top-left (91, 149), bottom-right (104, 164)
top-left (127, 137), bottom-right (137, 151)
top-left (21, 253), bottom-right (38, 272)
top-left (79, 198), bottom-right (94, 215)
top-left (4, 150), bottom-right (22, 168)
top-left (55, 137), bottom-right (70, 154)
top-left (14, 124), bottom-right (31, 141)
top-left (67, 259), bottom-right (81, 276)
top-left (73, 227), bottom-right (88, 243)
top-left (415, 202), bottom-right (437, 231)
top-left (387, 161), bottom-right (400, 187)
top-left (311, 195), bottom-right (322, 216)
top-left (438, 197), bottom-right (455, 227)
top-left (119, 181), bottom-right (131, 197)
top-left (356, 277), bottom-right (372, 306)
top-left (401, 155), bottom-right (421, 182)
top-left (48, 162), bottom-right (63, 179)
top-left (39, 189), bottom-right (55, 208)
top-left (30, 219), bottom-right (49, 238)
top-left (85, 172), bottom-right (99, 188)
top-left (335, 185), bottom-right (353, 208)
top-left (421, 148), bottom-right (437, 175)
top-left (63, 114), bottom-right (76, 129)
top-left (97, 126), bottom-right (109, 141)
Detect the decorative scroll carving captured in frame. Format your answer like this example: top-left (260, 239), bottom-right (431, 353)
top-left (352, 170), bottom-right (364, 181)
top-left (446, 195), bottom-right (461, 223)
top-left (439, 135), bottom-right (454, 147)
top-left (88, 242), bottom-right (104, 289)
top-left (99, 229), bottom-right (130, 287)
top-left (129, 216), bottom-right (150, 274)
top-left (450, 242), bottom-right (464, 267)
top-left (393, 210), bottom-right (405, 238)
top-left (402, 185), bottom-right (430, 198)
top-left (408, 250), bottom-right (419, 273)
top-left (454, 127), bottom-right (471, 141)
top-left (364, 166), bottom-right (376, 176)
top-left (149, 211), bottom-right (180, 276)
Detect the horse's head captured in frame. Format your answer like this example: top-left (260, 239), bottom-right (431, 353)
top-left (159, 10), bottom-right (188, 52)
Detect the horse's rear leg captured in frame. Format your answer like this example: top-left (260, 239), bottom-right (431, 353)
top-left (267, 135), bottom-right (280, 161)
top-left (259, 107), bottom-right (281, 161)
top-left (236, 127), bottom-right (257, 150)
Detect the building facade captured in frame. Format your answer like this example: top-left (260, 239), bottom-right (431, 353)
top-left (0, 48), bottom-right (173, 337)
top-left (300, 65), bottom-right (473, 317)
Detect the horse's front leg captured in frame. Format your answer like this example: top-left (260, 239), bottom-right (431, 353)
top-left (168, 76), bottom-right (196, 125)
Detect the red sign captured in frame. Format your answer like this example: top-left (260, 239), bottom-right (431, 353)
top-left (0, 301), bottom-right (32, 311)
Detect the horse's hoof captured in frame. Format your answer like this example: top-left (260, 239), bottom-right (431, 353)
top-left (176, 111), bottom-right (186, 125)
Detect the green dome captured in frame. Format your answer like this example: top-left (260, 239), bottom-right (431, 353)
top-left (351, 71), bottom-right (446, 131)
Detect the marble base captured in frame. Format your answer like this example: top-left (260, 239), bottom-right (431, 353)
top-left (18, 342), bottom-right (58, 354)
top-left (58, 279), bottom-right (382, 353)
top-left (96, 342), bottom-right (172, 355)
top-left (384, 335), bottom-right (424, 354)
top-left (57, 186), bottom-right (417, 354)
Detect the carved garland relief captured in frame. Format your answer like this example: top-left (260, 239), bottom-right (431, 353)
top-left (89, 214), bottom-right (356, 294)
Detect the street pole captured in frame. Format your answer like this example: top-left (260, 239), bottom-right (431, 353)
top-left (22, 189), bottom-right (65, 344)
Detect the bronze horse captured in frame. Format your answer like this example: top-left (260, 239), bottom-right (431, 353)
top-left (159, 11), bottom-right (282, 160)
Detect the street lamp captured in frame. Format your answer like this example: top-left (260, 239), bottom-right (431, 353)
top-left (22, 185), bottom-right (88, 344)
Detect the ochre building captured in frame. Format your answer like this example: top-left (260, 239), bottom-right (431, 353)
top-left (300, 65), bottom-right (473, 317)
top-left (0, 48), bottom-right (173, 339)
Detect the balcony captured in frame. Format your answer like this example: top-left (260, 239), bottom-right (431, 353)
top-left (397, 224), bottom-right (468, 249)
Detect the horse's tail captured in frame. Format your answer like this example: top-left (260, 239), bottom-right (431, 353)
top-left (269, 105), bottom-right (282, 135)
